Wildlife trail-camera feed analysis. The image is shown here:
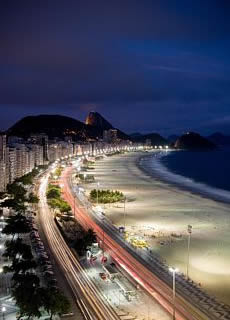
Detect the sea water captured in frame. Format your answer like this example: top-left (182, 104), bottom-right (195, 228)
top-left (139, 148), bottom-right (230, 204)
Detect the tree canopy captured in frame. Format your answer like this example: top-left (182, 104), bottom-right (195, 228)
top-left (74, 228), bottom-right (97, 255)
top-left (3, 238), bottom-right (33, 261)
top-left (90, 189), bottom-right (124, 203)
top-left (2, 214), bottom-right (31, 238)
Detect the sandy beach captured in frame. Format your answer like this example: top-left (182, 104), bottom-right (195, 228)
top-left (83, 151), bottom-right (230, 305)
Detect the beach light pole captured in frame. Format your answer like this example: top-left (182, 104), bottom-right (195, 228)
top-left (186, 225), bottom-right (192, 279)
top-left (169, 267), bottom-right (178, 320)
top-left (123, 196), bottom-right (126, 230)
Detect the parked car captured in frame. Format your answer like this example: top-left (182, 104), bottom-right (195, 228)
top-left (101, 256), bottom-right (107, 263)
top-left (99, 272), bottom-right (107, 280)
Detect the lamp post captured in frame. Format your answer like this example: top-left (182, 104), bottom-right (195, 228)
top-left (2, 306), bottom-right (5, 320)
top-left (186, 225), bottom-right (192, 279)
top-left (77, 167), bottom-right (80, 179)
top-left (123, 197), bottom-right (126, 230)
top-left (73, 195), bottom-right (76, 217)
top-left (169, 267), bottom-right (178, 320)
top-left (102, 228), bottom-right (105, 263)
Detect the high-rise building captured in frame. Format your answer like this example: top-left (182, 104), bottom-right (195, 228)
top-left (0, 133), bottom-right (7, 162)
top-left (30, 134), bottom-right (49, 162)
top-left (15, 144), bottom-right (27, 178)
top-left (103, 129), bottom-right (118, 143)
top-left (8, 147), bottom-right (17, 184)
top-left (30, 144), bottom-right (44, 167)
top-left (0, 134), bottom-right (7, 192)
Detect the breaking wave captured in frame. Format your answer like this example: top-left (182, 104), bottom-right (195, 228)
top-left (138, 151), bottom-right (230, 204)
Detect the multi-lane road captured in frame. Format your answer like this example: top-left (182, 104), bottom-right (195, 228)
top-left (61, 166), bottom-right (225, 320)
top-left (38, 173), bottom-right (121, 320)
top-left (37, 160), bottom-right (230, 320)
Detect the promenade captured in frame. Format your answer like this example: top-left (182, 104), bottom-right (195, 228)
top-left (82, 151), bottom-right (230, 305)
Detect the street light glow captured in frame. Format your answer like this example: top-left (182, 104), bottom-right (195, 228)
top-left (169, 267), bottom-right (179, 273)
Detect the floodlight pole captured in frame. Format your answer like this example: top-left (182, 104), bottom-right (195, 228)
top-left (186, 225), bottom-right (192, 279)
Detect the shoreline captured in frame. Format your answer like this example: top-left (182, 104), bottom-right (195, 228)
top-left (83, 151), bottom-right (230, 305)
top-left (138, 151), bottom-right (230, 205)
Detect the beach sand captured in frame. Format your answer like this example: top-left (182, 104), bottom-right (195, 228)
top-left (83, 151), bottom-right (230, 305)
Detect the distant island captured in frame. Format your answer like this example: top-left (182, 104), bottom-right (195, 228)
top-left (175, 132), bottom-right (216, 150)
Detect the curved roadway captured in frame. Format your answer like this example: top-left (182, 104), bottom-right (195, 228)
top-left (62, 166), bottom-right (219, 320)
top-left (38, 173), bottom-right (121, 320)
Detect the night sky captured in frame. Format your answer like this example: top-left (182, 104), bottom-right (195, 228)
top-left (1, 0), bottom-right (230, 136)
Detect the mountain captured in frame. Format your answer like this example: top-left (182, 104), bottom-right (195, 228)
top-left (7, 115), bottom-right (91, 140)
top-left (132, 132), bottom-right (168, 146)
top-left (7, 113), bottom-right (130, 141)
top-left (175, 132), bottom-right (216, 150)
top-left (129, 132), bottom-right (143, 138)
top-left (85, 111), bottom-right (113, 130)
top-left (85, 111), bottom-right (129, 140)
top-left (207, 132), bottom-right (230, 146)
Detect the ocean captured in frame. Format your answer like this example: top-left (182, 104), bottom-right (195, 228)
top-left (139, 148), bottom-right (230, 204)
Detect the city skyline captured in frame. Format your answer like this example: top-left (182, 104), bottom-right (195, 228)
top-left (1, 1), bottom-right (230, 135)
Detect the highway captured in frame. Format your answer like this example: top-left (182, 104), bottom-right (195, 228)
top-left (38, 172), bottom-right (121, 320)
top-left (61, 166), bottom-right (227, 320)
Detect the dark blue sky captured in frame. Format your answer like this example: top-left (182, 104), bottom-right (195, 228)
top-left (1, 0), bottom-right (230, 136)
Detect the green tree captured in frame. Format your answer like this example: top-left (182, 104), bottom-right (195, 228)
top-left (85, 228), bottom-right (97, 244)
top-left (2, 214), bottom-right (31, 239)
top-left (15, 168), bottom-right (39, 186)
top-left (47, 198), bottom-right (60, 210)
top-left (74, 228), bottom-right (97, 255)
top-left (59, 201), bottom-right (71, 213)
top-left (1, 198), bottom-right (26, 213)
top-left (55, 167), bottom-right (62, 177)
top-left (3, 238), bottom-right (33, 261)
top-left (5, 258), bottom-right (37, 274)
top-left (12, 273), bottom-right (42, 320)
top-left (47, 188), bottom-right (60, 199)
top-left (6, 183), bottom-right (26, 199)
top-left (27, 193), bottom-right (39, 204)
top-left (43, 288), bottom-right (71, 320)
top-left (90, 189), bottom-right (124, 203)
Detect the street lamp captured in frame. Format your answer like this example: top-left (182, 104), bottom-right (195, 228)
top-left (186, 225), bottom-right (192, 279)
top-left (169, 267), bottom-right (179, 320)
top-left (123, 197), bottom-right (126, 230)
top-left (73, 195), bottom-right (76, 216)
top-left (2, 306), bottom-right (6, 320)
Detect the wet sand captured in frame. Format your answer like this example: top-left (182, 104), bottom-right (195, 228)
top-left (84, 151), bottom-right (230, 305)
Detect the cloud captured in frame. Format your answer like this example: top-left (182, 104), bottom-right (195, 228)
top-left (0, 0), bottom-right (230, 134)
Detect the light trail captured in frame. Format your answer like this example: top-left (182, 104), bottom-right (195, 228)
top-left (61, 167), bottom-right (216, 320)
top-left (38, 173), bottom-right (120, 320)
